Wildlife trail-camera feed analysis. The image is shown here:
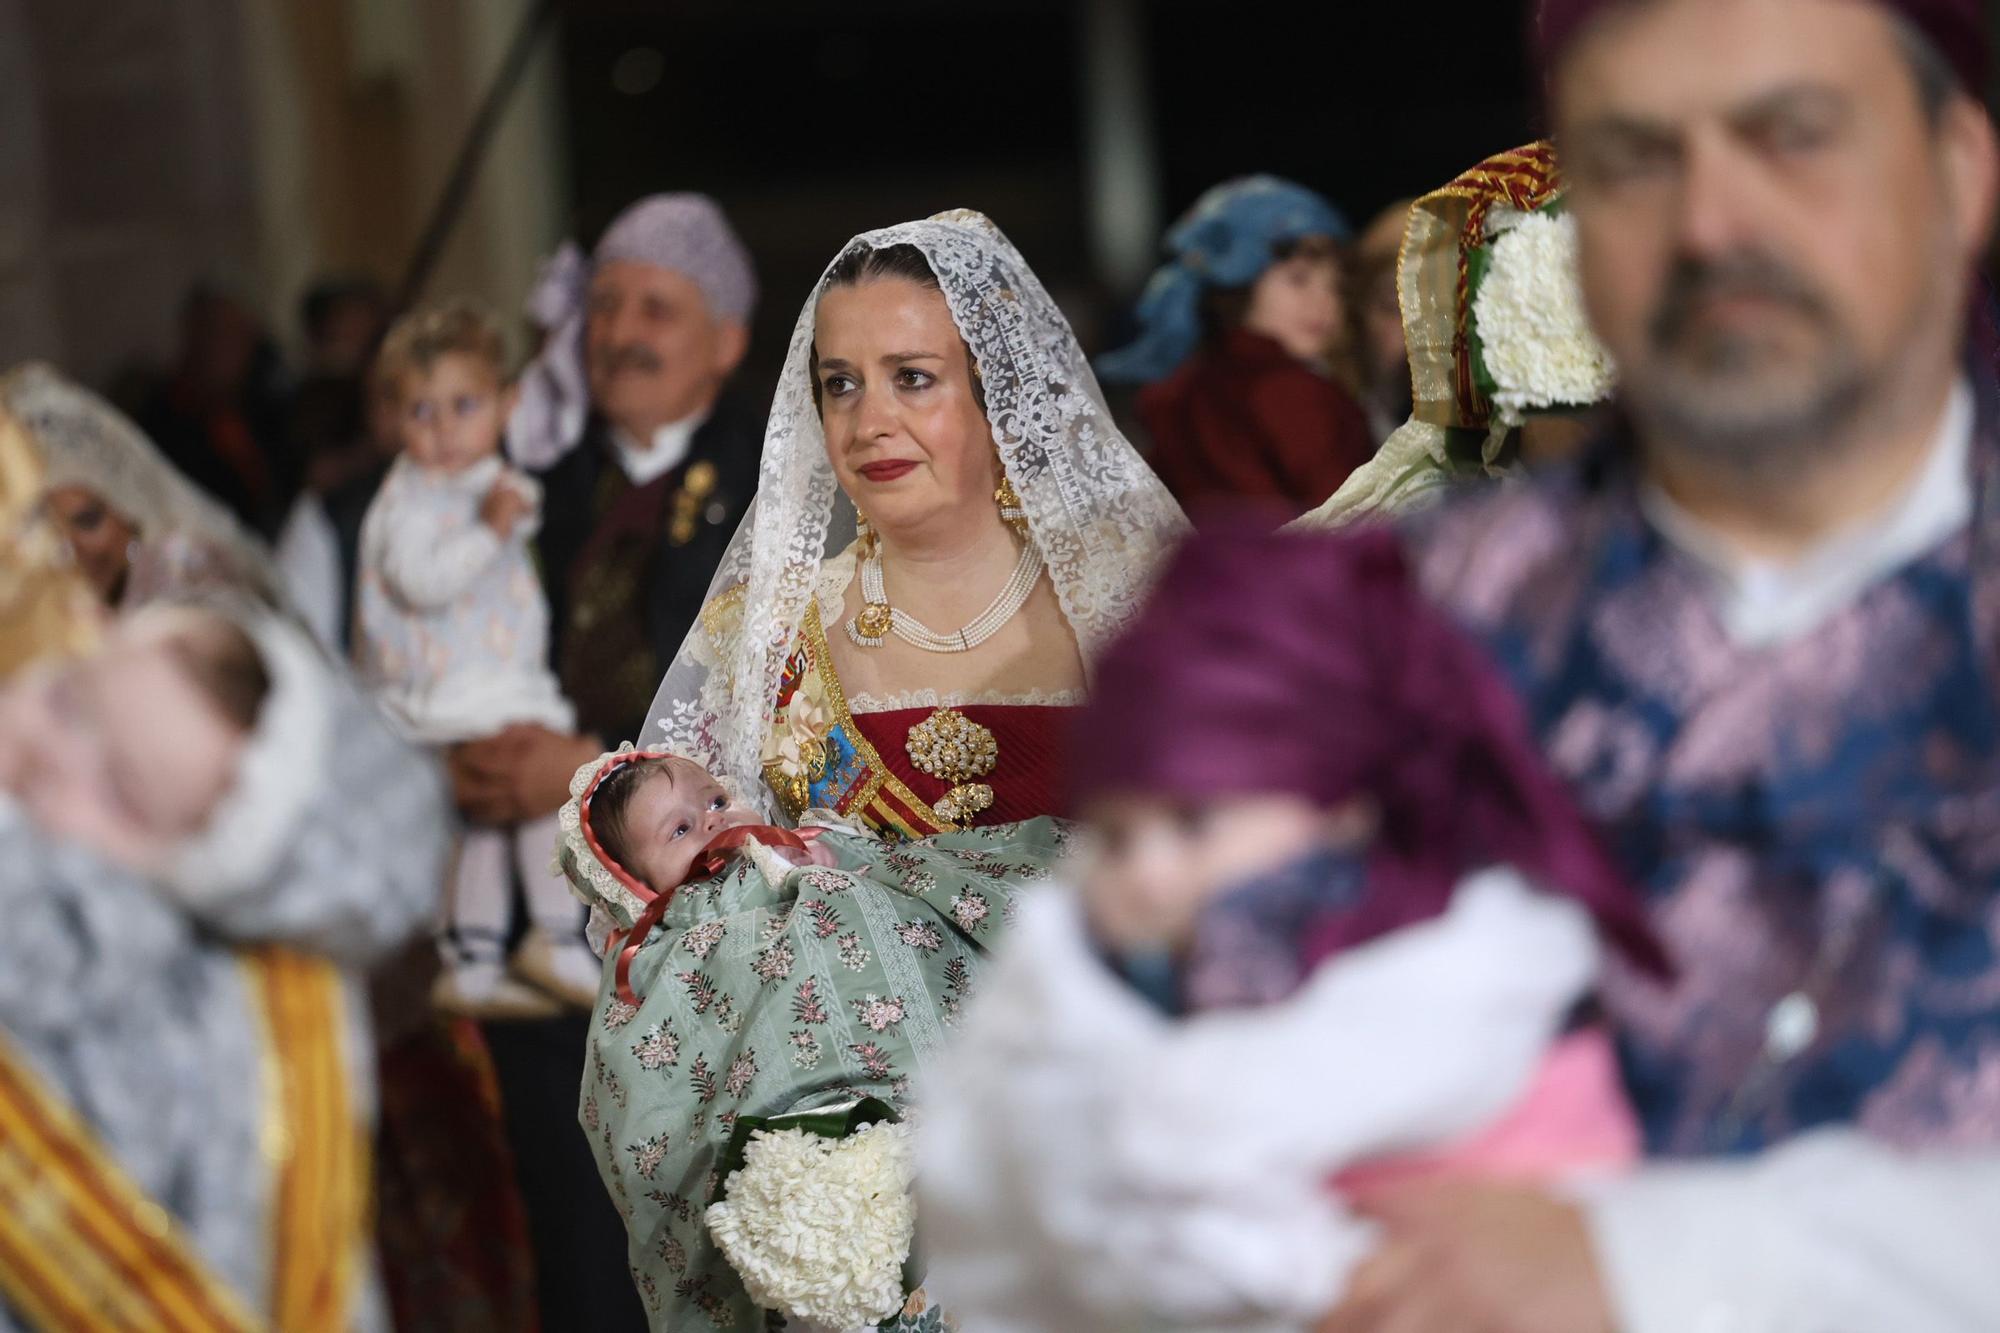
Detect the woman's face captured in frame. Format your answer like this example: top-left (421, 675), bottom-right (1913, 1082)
top-left (1244, 243), bottom-right (1345, 366)
top-left (43, 485), bottom-right (136, 605)
top-left (814, 278), bottom-right (1001, 548)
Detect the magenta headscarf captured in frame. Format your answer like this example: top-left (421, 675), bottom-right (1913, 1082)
top-left (1534, 0), bottom-right (1989, 94)
top-left (1070, 526), bottom-right (1670, 976)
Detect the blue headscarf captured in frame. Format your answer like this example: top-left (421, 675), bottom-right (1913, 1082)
top-left (1097, 175), bottom-right (1350, 386)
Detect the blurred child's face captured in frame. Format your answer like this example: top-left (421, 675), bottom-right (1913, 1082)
top-left (394, 353), bottom-right (513, 474)
top-left (0, 621), bottom-right (245, 873)
top-left (618, 758), bottom-right (760, 892)
top-left (1244, 243), bottom-right (1345, 366)
top-left (1080, 792), bottom-right (1365, 954)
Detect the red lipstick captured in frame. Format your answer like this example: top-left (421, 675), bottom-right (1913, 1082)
top-left (856, 460), bottom-right (919, 482)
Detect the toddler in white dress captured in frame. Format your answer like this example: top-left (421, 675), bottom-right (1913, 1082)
top-left (353, 302), bottom-right (597, 1011)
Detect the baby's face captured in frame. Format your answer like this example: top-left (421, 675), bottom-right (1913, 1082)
top-left (0, 625), bottom-right (244, 873)
top-left (1080, 792), bottom-right (1368, 954)
top-left (393, 352), bottom-right (510, 475)
top-left (618, 757), bottom-right (760, 892)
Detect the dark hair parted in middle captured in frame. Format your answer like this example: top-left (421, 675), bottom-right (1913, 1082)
top-left (811, 242), bottom-right (986, 414)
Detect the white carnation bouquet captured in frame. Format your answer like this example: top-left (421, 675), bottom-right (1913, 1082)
top-left (1469, 207), bottom-right (1616, 425)
top-left (706, 1119), bottom-right (917, 1328)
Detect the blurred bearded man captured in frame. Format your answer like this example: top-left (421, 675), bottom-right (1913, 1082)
top-left (1321, 2), bottom-right (2000, 1331)
top-left (451, 193), bottom-right (762, 1333)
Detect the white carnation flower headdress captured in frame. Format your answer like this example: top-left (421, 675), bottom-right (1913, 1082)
top-left (1300, 142), bottom-right (1616, 528)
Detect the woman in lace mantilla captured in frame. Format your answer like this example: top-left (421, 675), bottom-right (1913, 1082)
top-left (645, 211), bottom-right (1186, 838)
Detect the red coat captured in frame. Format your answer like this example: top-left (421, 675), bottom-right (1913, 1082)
top-left (1136, 329), bottom-right (1374, 524)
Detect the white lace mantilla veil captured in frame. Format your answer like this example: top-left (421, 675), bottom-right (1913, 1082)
top-left (0, 361), bottom-right (284, 605)
top-left (643, 210), bottom-right (1188, 812)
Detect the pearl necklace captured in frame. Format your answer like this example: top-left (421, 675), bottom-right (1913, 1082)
top-left (846, 541), bottom-right (1044, 653)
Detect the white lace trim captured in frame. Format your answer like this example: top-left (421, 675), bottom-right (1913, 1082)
top-left (643, 211), bottom-right (1188, 812)
top-left (845, 686), bottom-right (1087, 715)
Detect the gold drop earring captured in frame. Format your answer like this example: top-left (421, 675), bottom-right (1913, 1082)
top-left (848, 509), bottom-right (893, 648)
top-left (995, 474), bottom-right (1029, 541)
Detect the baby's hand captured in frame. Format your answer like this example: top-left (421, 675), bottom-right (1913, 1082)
top-left (479, 479), bottom-right (532, 537)
top-left (777, 829), bottom-right (839, 870)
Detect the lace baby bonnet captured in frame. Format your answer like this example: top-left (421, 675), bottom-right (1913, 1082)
top-left (642, 210), bottom-right (1188, 811)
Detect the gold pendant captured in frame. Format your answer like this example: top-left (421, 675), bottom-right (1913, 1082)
top-left (906, 707), bottom-right (999, 825)
top-left (850, 601), bottom-right (893, 647)
top-left (934, 783), bottom-right (995, 825)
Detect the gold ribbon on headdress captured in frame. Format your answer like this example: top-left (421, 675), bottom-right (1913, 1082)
top-left (0, 404), bottom-right (99, 679)
top-left (1399, 142), bottom-right (1565, 432)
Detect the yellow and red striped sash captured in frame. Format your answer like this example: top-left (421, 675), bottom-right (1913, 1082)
top-left (0, 948), bottom-right (366, 1332)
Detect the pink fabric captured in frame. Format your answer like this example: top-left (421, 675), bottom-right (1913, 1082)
top-left (1336, 1030), bottom-right (1639, 1193)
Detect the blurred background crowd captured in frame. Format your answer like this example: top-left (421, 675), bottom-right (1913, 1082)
top-left (7, 2), bottom-right (2000, 1331)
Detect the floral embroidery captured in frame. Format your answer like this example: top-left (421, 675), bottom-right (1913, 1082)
top-left (629, 1132), bottom-right (671, 1180)
top-left (853, 994), bottom-right (907, 1033)
top-left (850, 1042), bottom-right (895, 1080)
top-left (634, 1022), bottom-right (682, 1071)
top-left (949, 891), bottom-right (991, 933)
top-left (790, 1030), bottom-right (823, 1069)
top-left (680, 970), bottom-right (721, 1013)
top-left (681, 920), bottom-right (727, 960)
top-left (583, 1094), bottom-right (600, 1132)
top-left (752, 939), bottom-right (796, 985)
top-left (602, 996), bottom-right (640, 1030)
top-left (803, 899), bottom-right (843, 938)
top-left (689, 1055), bottom-right (717, 1104)
top-left (648, 1191), bottom-right (695, 1223)
top-left (942, 956), bottom-right (973, 1022)
top-left (672, 1274), bottom-right (735, 1328)
top-left (838, 932), bottom-right (872, 972)
top-left (792, 977), bottom-right (829, 1024)
top-left (802, 868), bottom-right (852, 895)
top-left (900, 870), bottom-right (939, 896)
top-left (660, 1233), bottom-right (688, 1274)
top-left (714, 995), bottom-right (745, 1035)
top-left (895, 921), bottom-right (944, 953)
top-left (725, 1051), bottom-right (760, 1098)
top-left (592, 1048), bottom-right (629, 1108)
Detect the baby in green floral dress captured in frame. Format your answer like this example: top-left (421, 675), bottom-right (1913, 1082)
top-left (556, 747), bottom-right (1065, 1332)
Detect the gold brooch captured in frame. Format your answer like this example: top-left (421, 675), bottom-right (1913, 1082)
top-left (669, 461), bottom-right (721, 546)
top-left (853, 602), bottom-right (893, 643)
top-left (905, 707), bottom-right (998, 825)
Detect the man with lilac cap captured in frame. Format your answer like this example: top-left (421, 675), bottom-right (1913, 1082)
top-left (455, 193), bottom-right (763, 1333)
top-left (461, 193), bottom-right (763, 817)
top-left (1322, 1), bottom-right (2000, 1331)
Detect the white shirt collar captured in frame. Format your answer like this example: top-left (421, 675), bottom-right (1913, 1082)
top-left (610, 407), bottom-right (711, 486)
top-left (1638, 379), bottom-right (1975, 649)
